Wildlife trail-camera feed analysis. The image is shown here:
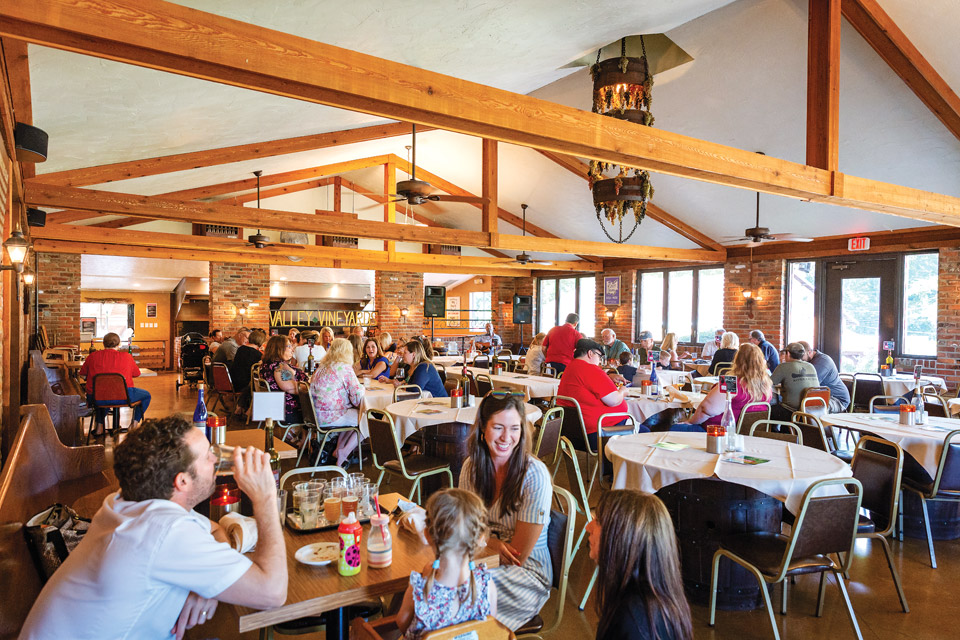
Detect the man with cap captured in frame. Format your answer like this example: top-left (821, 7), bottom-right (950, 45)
top-left (799, 341), bottom-right (850, 412)
top-left (542, 313), bottom-right (582, 374)
top-left (770, 342), bottom-right (820, 420)
top-left (636, 330), bottom-right (655, 366)
top-left (557, 339), bottom-right (644, 453)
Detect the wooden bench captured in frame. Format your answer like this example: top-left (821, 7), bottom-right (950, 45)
top-left (0, 404), bottom-right (115, 639)
top-left (27, 350), bottom-right (87, 447)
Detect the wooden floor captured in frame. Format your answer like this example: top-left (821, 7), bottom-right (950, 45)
top-left (122, 373), bottom-right (960, 640)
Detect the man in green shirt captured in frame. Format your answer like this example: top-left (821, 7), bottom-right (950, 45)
top-left (600, 328), bottom-right (630, 364)
top-left (770, 342), bottom-right (820, 420)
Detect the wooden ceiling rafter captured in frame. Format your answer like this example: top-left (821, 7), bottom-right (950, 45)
top-left (807, 0), bottom-right (841, 171)
top-left (842, 0), bottom-right (960, 144)
top-left (536, 150), bottom-right (726, 254)
top-left (4, 1), bottom-right (960, 227)
top-left (1, 37), bottom-right (30, 180)
top-left (25, 182), bottom-right (723, 262)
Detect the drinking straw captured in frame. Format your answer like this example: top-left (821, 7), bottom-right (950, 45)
top-left (373, 494), bottom-right (387, 539)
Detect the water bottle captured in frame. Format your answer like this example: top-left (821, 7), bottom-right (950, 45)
top-left (193, 385), bottom-right (209, 438)
top-left (649, 365), bottom-right (659, 397)
top-left (912, 384), bottom-right (926, 425)
top-left (721, 393), bottom-right (737, 452)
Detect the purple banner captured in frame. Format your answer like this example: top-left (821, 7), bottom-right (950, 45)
top-left (603, 275), bottom-right (621, 306)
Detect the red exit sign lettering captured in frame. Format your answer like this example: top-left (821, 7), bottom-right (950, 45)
top-left (848, 237), bottom-right (871, 251)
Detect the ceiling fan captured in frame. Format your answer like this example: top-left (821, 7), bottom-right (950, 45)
top-left (237, 170), bottom-right (305, 251)
top-left (498, 204), bottom-right (552, 266)
top-left (721, 191), bottom-right (814, 246)
top-left (358, 124), bottom-right (487, 210)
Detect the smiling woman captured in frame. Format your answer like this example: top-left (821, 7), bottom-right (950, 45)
top-left (459, 394), bottom-right (552, 631)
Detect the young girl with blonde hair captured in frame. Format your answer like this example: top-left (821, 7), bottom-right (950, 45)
top-left (397, 489), bottom-right (498, 639)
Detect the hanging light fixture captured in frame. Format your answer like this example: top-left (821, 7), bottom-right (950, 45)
top-left (589, 36), bottom-right (655, 243)
top-left (1, 228), bottom-right (30, 273)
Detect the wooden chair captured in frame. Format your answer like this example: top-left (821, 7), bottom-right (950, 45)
top-left (709, 478), bottom-right (865, 640)
top-left (749, 419), bottom-right (804, 445)
top-left (736, 401), bottom-right (771, 436)
top-left (86, 372), bottom-right (143, 440)
top-left (365, 409), bottom-right (452, 502)
top-left (849, 437), bottom-right (909, 612)
top-left (28, 351), bottom-right (85, 446)
top-left (900, 428), bottom-right (960, 569)
top-left (355, 616), bottom-right (515, 640)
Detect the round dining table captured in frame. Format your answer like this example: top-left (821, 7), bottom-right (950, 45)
top-left (357, 379), bottom-right (432, 437)
top-left (879, 373), bottom-right (947, 397)
top-left (385, 398), bottom-right (543, 441)
top-left (624, 389), bottom-right (706, 423)
top-left (445, 367), bottom-right (559, 400)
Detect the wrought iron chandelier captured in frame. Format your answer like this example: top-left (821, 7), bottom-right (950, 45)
top-left (589, 36), bottom-right (654, 243)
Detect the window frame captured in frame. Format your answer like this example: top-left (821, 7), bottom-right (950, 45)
top-left (634, 264), bottom-right (725, 345)
top-left (535, 274), bottom-right (597, 335)
top-left (785, 259), bottom-right (819, 347)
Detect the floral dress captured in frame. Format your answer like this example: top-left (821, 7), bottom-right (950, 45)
top-left (260, 360), bottom-right (307, 423)
top-left (404, 564), bottom-right (492, 639)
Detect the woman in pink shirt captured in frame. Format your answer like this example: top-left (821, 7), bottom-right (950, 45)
top-left (310, 338), bottom-right (365, 466)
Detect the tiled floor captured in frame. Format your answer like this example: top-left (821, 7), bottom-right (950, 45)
top-left (122, 374), bottom-right (960, 639)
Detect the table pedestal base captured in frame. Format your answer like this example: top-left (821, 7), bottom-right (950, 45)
top-left (657, 479), bottom-right (782, 611)
top-left (901, 491), bottom-right (960, 540)
top-left (420, 421), bottom-right (472, 500)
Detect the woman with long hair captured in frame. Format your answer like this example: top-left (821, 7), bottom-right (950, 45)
top-left (392, 340), bottom-right (447, 398)
top-left (355, 337), bottom-right (391, 380)
top-left (259, 335), bottom-right (308, 423)
top-left (310, 338), bottom-right (365, 466)
top-left (587, 490), bottom-right (692, 640)
top-left (347, 333), bottom-right (363, 363)
top-left (459, 394), bottom-right (552, 631)
top-left (672, 343), bottom-right (772, 431)
top-left (524, 332), bottom-right (547, 374)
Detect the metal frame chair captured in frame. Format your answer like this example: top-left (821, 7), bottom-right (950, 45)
top-left (86, 372), bottom-right (142, 441)
top-left (799, 386), bottom-right (831, 418)
top-left (709, 478), bottom-right (865, 640)
top-left (516, 485), bottom-right (577, 639)
top-left (533, 406), bottom-right (564, 467)
top-left (869, 395), bottom-right (903, 413)
top-left (474, 373), bottom-right (494, 397)
top-left (749, 419), bottom-right (804, 445)
top-left (790, 411), bottom-right (833, 452)
top-left (849, 436), bottom-right (909, 612)
top-left (921, 393), bottom-right (949, 418)
top-left (393, 384), bottom-right (422, 403)
top-left (852, 373), bottom-right (885, 412)
top-left (296, 382), bottom-right (363, 470)
top-left (209, 362), bottom-right (241, 414)
top-left (900, 428), bottom-right (960, 569)
top-left (365, 409), bottom-right (452, 502)
top-left (736, 401), bottom-right (771, 436)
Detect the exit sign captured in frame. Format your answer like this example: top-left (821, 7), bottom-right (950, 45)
top-left (848, 237), bottom-right (871, 251)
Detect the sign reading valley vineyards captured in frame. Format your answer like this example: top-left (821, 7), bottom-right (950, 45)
top-left (270, 309), bottom-right (378, 327)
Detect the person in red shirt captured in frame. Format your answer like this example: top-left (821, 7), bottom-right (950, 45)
top-left (80, 332), bottom-right (151, 434)
top-left (541, 313), bottom-right (583, 374)
top-left (558, 339), bottom-right (644, 453)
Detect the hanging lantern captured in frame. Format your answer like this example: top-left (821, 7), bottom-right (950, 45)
top-left (589, 37), bottom-right (655, 243)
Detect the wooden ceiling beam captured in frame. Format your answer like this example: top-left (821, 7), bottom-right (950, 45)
top-left (481, 139), bottom-right (497, 236)
top-left (725, 224), bottom-right (960, 260)
top-left (25, 183), bottom-right (721, 262)
top-left (31, 223), bottom-right (558, 274)
top-left (807, 0), bottom-right (841, 171)
top-left (30, 122), bottom-right (430, 187)
top-left (536, 150), bottom-right (727, 254)
top-left (1, 37), bottom-right (30, 179)
top-left (842, 0), bottom-right (960, 144)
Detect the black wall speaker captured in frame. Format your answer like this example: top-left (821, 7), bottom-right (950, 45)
top-left (424, 286), bottom-right (447, 318)
top-left (27, 208), bottom-right (46, 228)
top-left (14, 123), bottom-right (48, 163)
top-left (513, 295), bottom-right (533, 325)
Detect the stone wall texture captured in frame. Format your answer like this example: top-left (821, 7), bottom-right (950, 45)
top-left (38, 252), bottom-right (81, 346)
top-left (723, 259), bottom-right (785, 349)
top-left (375, 271), bottom-right (424, 340)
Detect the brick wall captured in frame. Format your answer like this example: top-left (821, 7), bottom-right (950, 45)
top-left (209, 262), bottom-right (270, 332)
top-left (898, 247), bottom-right (960, 391)
top-left (595, 270), bottom-right (637, 343)
top-left (38, 252), bottom-right (81, 346)
top-left (723, 258), bottom-right (785, 349)
top-left (490, 276), bottom-right (534, 345)
top-left (375, 271), bottom-right (423, 340)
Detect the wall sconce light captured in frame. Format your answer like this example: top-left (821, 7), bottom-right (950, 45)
top-left (0, 229), bottom-right (30, 274)
top-left (238, 305), bottom-right (247, 316)
top-left (21, 269), bottom-right (35, 286)
top-left (400, 308), bottom-right (409, 321)
top-left (605, 309), bottom-right (615, 323)
top-left (742, 289), bottom-right (753, 299)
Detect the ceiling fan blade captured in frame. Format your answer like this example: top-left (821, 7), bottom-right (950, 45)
top-left (532, 260), bottom-right (554, 265)
top-left (273, 243), bottom-right (306, 249)
top-left (767, 233), bottom-right (814, 242)
top-left (431, 194), bottom-right (488, 204)
top-left (719, 237), bottom-right (752, 245)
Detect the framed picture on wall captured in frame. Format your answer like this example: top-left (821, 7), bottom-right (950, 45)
top-left (603, 275), bottom-right (621, 306)
top-left (446, 296), bottom-right (461, 320)
top-left (80, 317), bottom-right (96, 336)
top-left (146, 303), bottom-right (158, 318)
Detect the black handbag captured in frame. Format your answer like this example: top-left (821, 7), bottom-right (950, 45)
top-left (24, 503), bottom-right (91, 582)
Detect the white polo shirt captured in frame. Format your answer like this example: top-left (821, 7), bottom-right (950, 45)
top-left (21, 492), bottom-right (253, 639)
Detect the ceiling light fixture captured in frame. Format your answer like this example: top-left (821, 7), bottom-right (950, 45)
top-left (589, 36), bottom-right (654, 243)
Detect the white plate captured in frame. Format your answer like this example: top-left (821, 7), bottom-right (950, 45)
top-left (295, 542), bottom-right (338, 566)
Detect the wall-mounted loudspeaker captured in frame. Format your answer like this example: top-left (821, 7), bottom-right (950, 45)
top-left (424, 286), bottom-right (447, 318)
top-left (513, 295), bottom-right (532, 325)
top-left (14, 123), bottom-right (48, 163)
top-left (27, 208), bottom-right (46, 228)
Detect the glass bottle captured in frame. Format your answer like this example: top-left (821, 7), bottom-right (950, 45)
top-left (648, 365), bottom-right (659, 397)
top-left (264, 417), bottom-right (281, 488)
top-left (193, 384), bottom-right (208, 437)
top-left (912, 383), bottom-right (926, 425)
top-left (721, 392), bottom-right (736, 451)
top-left (366, 515), bottom-right (392, 569)
top-left (306, 345), bottom-right (315, 375)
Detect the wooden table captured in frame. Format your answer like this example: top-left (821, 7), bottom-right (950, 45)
top-left (235, 521), bottom-right (498, 637)
top-left (224, 429), bottom-right (297, 459)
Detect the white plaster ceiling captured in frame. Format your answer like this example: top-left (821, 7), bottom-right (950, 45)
top-left (24, 0), bottom-right (960, 272)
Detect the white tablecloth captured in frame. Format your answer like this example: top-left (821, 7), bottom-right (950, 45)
top-left (606, 431), bottom-right (851, 514)
top-left (446, 367), bottom-right (559, 399)
top-left (624, 390), bottom-right (706, 423)
top-left (433, 354), bottom-right (521, 367)
top-left (821, 413), bottom-right (959, 478)
top-left (635, 366), bottom-right (692, 389)
top-left (358, 381), bottom-right (431, 436)
top-left (385, 398), bottom-right (542, 441)
top-left (881, 374), bottom-right (947, 398)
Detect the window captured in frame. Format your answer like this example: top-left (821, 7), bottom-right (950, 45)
top-left (469, 291), bottom-right (491, 331)
top-left (80, 302), bottom-right (134, 339)
top-left (536, 276), bottom-right (596, 337)
top-left (635, 267), bottom-right (724, 344)
top-left (902, 252), bottom-right (938, 356)
top-left (786, 261), bottom-right (816, 345)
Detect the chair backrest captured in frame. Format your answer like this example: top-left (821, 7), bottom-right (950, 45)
top-left (475, 374), bottom-right (494, 397)
top-left (839, 373), bottom-right (854, 399)
top-left (869, 395), bottom-right (902, 413)
top-left (785, 478), bottom-right (862, 576)
top-left (790, 411), bottom-right (831, 452)
top-left (542, 365), bottom-right (558, 378)
top-left (299, 382), bottom-right (319, 427)
top-left (800, 386), bottom-right (831, 417)
top-left (537, 485), bottom-right (577, 634)
top-left (736, 401), bottom-right (771, 436)
top-left (716, 364), bottom-right (732, 376)
top-left (420, 617), bottom-right (515, 640)
top-left (473, 356), bottom-right (489, 370)
top-left (749, 419), bottom-right (803, 445)
top-left (552, 395), bottom-right (593, 455)
top-left (252, 376), bottom-right (270, 393)
top-left (251, 362), bottom-right (262, 382)
top-left (394, 384), bottom-right (422, 403)
top-left (279, 465), bottom-right (347, 490)
top-left (211, 362), bottom-right (235, 393)
top-left (91, 373), bottom-right (129, 403)
top-left (851, 436), bottom-right (902, 536)
top-left (534, 406), bottom-right (564, 465)
top-left (365, 409), bottom-right (403, 470)
top-left (497, 349), bottom-right (513, 358)
top-left (853, 373), bottom-right (884, 410)
top-left (922, 393), bottom-right (948, 418)
top-left (929, 430), bottom-right (960, 496)
top-left (435, 364), bottom-right (446, 384)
